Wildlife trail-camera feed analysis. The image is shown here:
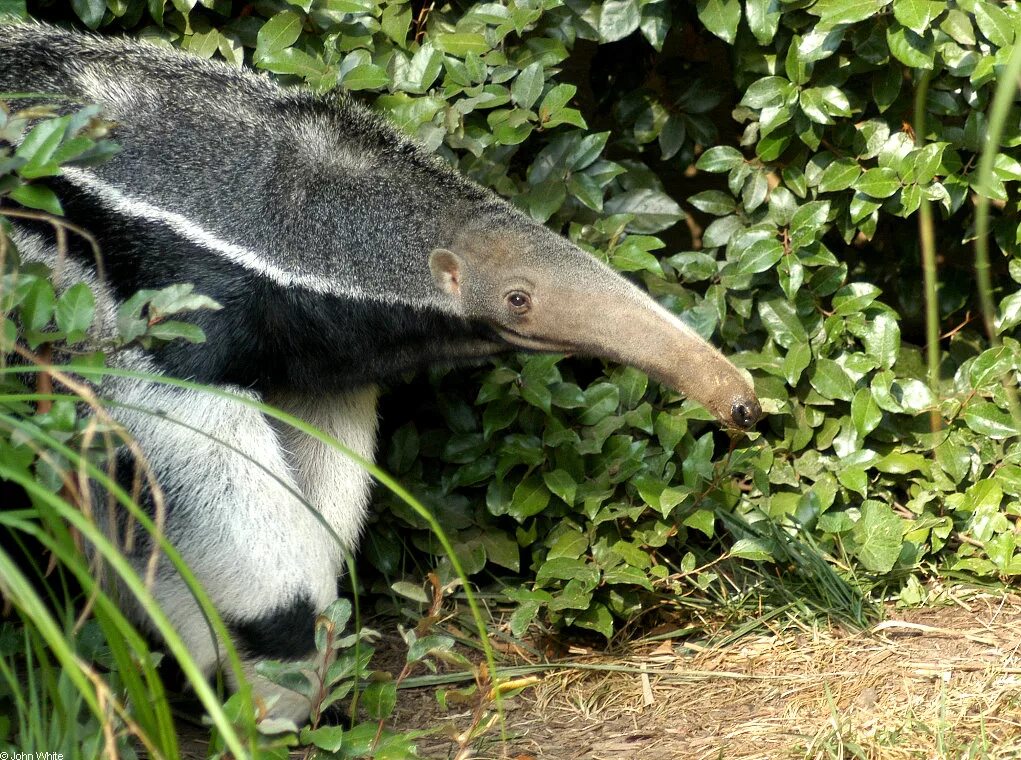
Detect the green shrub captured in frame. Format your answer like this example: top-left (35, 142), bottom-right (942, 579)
top-left (6, 0), bottom-right (1021, 638)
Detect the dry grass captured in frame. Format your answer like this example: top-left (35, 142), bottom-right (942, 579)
top-left (391, 588), bottom-right (1021, 759)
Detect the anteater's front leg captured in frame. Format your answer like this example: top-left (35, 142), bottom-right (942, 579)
top-left (107, 377), bottom-right (345, 723)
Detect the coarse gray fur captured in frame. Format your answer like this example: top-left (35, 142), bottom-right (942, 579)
top-left (0, 22), bottom-right (760, 724)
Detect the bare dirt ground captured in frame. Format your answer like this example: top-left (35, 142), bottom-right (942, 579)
top-left (390, 590), bottom-right (1021, 759)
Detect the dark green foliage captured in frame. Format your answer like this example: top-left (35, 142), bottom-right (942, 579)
top-left (6, 0), bottom-right (1021, 640)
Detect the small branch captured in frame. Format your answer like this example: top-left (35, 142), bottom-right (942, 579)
top-left (940, 310), bottom-right (977, 340)
top-left (413, 1), bottom-right (435, 44)
top-left (0, 206), bottom-right (107, 284)
top-left (35, 344), bottom-right (53, 414)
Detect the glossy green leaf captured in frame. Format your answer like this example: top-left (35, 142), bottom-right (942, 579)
top-left (361, 681), bottom-right (397, 720)
top-left (543, 469), bottom-right (577, 506)
top-left (832, 282), bottom-right (881, 315)
top-left (343, 64), bottom-right (391, 90)
top-left (695, 0), bottom-right (740, 43)
top-left (850, 388), bottom-right (882, 436)
top-left (886, 22), bottom-right (935, 69)
top-left (741, 77), bottom-right (795, 109)
top-left (54, 282), bottom-right (95, 338)
top-left (573, 603), bottom-right (614, 638)
top-left (21, 278), bottom-right (55, 332)
top-left (510, 475), bottom-right (551, 520)
top-left (810, 358), bottom-right (854, 401)
top-left (941, 9), bottom-right (975, 44)
top-left (850, 501), bottom-right (903, 572)
top-left (853, 167), bottom-right (902, 198)
top-left (892, 0), bottom-right (944, 33)
top-left (480, 531), bottom-right (520, 571)
top-left (696, 146), bottom-right (744, 172)
top-left (511, 62), bottom-right (544, 109)
top-left (808, 0), bottom-right (890, 25)
top-left (433, 33), bottom-right (489, 56)
top-left (759, 297), bottom-right (809, 348)
top-left (599, 0), bottom-right (641, 42)
top-left (734, 238), bottom-right (784, 275)
top-left (745, 0), bottom-right (781, 44)
top-left (688, 190), bottom-right (736, 216)
top-left (861, 313), bottom-right (900, 369)
top-left (300, 725), bottom-right (346, 752)
top-left (255, 10), bottom-right (303, 58)
top-left (0, 0), bottom-right (27, 20)
top-left (963, 403), bottom-right (1018, 439)
top-left (604, 189), bottom-right (684, 233)
top-left (70, 0), bottom-right (105, 28)
top-left (784, 342), bottom-right (812, 385)
top-left (730, 538), bottom-right (775, 561)
top-left (683, 508), bottom-right (715, 537)
top-left (9, 184), bottom-right (63, 215)
top-left (973, 1), bottom-right (1015, 47)
top-left (969, 346), bottom-right (1016, 388)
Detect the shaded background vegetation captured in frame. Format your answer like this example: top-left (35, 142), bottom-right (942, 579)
top-left (2, 0), bottom-right (1021, 754)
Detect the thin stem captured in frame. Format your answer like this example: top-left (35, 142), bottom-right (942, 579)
top-left (912, 69), bottom-right (941, 434)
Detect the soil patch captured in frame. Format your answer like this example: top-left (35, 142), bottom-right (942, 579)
top-left (390, 591), bottom-right (1021, 759)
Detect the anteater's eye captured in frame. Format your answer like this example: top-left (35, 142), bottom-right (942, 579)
top-left (506, 291), bottom-right (531, 313)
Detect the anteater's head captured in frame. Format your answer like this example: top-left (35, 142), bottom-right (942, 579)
top-left (429, 220), bottom-right (761, 431)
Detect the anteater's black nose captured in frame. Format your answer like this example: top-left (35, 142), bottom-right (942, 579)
top-left (731, 398), bottom-right (762, 429)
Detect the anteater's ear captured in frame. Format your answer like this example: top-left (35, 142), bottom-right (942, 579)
top-left (429, 248), bottom-right (464, 297)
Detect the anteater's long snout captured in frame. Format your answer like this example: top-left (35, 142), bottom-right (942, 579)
top-left (536, 272), bottom-right (762, 430)
top-left (637, 311), bottom-right (762, 430)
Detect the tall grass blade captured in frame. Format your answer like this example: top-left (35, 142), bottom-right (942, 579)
top-left (973, 41), bottom-right (1021, 429)
top-left (1, 360), bottom-right (506, 750)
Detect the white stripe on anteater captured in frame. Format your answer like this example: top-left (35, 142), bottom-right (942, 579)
top-left (60, 167), bottom-right (448, 310)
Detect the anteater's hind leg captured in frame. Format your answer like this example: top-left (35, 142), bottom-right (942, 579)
top-left (106, 376), bottom-right (345, 723)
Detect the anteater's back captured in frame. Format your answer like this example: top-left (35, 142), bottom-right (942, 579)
top-left (0, 23), bottom-right (505, 301)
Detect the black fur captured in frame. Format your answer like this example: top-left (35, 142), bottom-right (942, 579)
top-left (230, 593), bottom-right (318, 661)
top-left (16, 190), bottom-right (503, 392)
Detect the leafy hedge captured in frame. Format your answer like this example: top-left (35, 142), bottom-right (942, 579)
top-left (6, 0), bottom-right (1021, 641)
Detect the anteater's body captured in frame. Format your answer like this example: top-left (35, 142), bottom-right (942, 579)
top-left (0, 23), bottom-right (759, 722)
